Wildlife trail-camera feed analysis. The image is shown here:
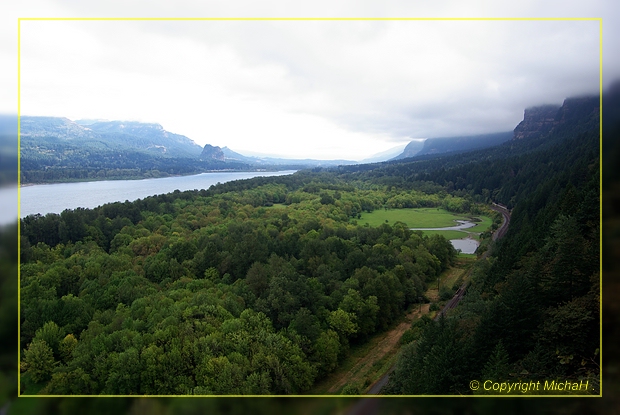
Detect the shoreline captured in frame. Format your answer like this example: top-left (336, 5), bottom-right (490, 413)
top-left (20, 169), bottom-right (293, 187)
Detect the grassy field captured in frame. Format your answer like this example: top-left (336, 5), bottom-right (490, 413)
top-left (442, 257), bottom-right (475, 288)
top-left (473, 215), bottom-right (494, 235)
top-left (419, 229), bottom-right (469, 240)
top-left (359, 208), bottom-right (468, 228)
top-left (359, 208), bottom-right (492, 238)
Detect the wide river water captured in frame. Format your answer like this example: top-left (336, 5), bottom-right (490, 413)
top-left (17, 170), bottom-right (296, 219)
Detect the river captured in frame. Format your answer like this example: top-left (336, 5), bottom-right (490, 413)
top-left (17, 170), bottom-right (296, 219)
top-left (410, 219), bottom-right (480, 254)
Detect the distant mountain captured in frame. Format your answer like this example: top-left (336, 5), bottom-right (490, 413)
top-left (416, 132), bottom-right (513, 156)
top-left (27, 114), bottom-right (527, 184)
top-left (221, 146), bottom-right (251, 162)
top-left (392, 132), bottom-right (512, 160)
top-left (221, 146), bottom-right (357, 167)
top-left (337, 92), bottom-right (600, 181)
top-left (20, 116), bottom-right (360, 183)
top-left (86, 120), bottom-right (203, 158)
top-left (75, 118), bottom-right (109, 125)
top-left (388, 96), bottom-right (599, 164)
top-left (20, 116), bottom-right (98, 140)
top-left (360, 144), bottom-right (409, 164)
top-left (20, 116), bottom-right (226, 183)
top-left (251, 156), bottom-right (356, 167)
top-left (391, 140), bottom-right (426, 160)
top-left (21, 116), bottom-right (203, 158)
top-left (200, 144), bottom-right (226, 161)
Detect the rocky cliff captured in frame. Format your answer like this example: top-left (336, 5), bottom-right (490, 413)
top-left (513, 96), bottom-right (599, 140)
top-left (513, 105), bottom-right (561, 140)
top-left (200, 144), bottom-right (226, 161)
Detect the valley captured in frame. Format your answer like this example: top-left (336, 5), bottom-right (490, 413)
top-left (17, 93), bottom-right (601, 396)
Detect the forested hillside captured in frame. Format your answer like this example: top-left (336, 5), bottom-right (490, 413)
top-left (19, 93), bottom-right (600, 395)
top-left (20, 117), bottom-right (251, 183)
top-left (406, 131), bottom-right (512, 158)
top-left (382, 97), bottom-right (600, 394)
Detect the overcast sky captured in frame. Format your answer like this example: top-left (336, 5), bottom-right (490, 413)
top-left (1, 1), bottom-right (616, 160)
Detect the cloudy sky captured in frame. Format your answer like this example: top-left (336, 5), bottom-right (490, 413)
top-left (1, 1), bottom-right (616, 160)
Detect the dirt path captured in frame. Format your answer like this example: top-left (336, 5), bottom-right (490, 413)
top-left (325, 262), bottom-right (469, 394)
top-left (323, 304), bottom-right (430, 394)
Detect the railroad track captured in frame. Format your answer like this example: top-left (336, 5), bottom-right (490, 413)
top-left (363, 203), bottom-right (512, 396)
top-left (490, 203), bottom-right (510, 241)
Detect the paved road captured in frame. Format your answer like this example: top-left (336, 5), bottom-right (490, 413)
top-left (362, 204), bottom-right (511, 396)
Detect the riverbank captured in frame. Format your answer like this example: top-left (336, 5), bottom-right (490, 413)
top-left (19, 168), bottom-right (287, 186)
top-left (19, 170), bottom-right (297, 217)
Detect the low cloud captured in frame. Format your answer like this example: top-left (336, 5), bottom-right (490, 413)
top-left (9, 1), bottom-right (613, 159)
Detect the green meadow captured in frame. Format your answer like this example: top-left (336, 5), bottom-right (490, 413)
top-left (359, 208), bottom-right (465, 227)
top-left (359, 208), bottom-right (464, 228)
top-left (420, 229), bottom-right (470, 240)
top-left (359, 208), bottom-right (492, 240)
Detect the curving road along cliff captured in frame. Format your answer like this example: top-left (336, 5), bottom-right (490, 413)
top-left (362, 203), bottom-right (511, 397)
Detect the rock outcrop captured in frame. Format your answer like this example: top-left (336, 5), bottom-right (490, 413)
top-left (513, 105), bottom-right (561, 140)
top-left (200, 144), bottom-right (226, 161)
top-left (513, 96), bottom-right (599, 140)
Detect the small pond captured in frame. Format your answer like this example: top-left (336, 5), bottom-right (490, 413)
top-left (410, 219), bottom-right (480, 254)
top-left (449, 237), bottom-right (479, 254)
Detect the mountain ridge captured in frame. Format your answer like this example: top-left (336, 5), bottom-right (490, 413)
top-left (392, 131), bottom-right (512, 161)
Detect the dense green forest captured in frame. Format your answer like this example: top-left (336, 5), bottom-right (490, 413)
top-left (18, 95), bottom-right (600, 395)
top-left (20, 177), bottom-right (481, 394)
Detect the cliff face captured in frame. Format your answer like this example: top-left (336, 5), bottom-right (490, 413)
top-left (513, 105), bottom-right (561, 140)
top-left (555, 96), bottom-right (600, 126)
top-left (200, 144), bottom-right (226, 161)
top-left (513, 96), bottom-right (599, 140)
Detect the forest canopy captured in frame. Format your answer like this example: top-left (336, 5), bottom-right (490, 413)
top-left (19, 94), bottom-right (600, 395)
